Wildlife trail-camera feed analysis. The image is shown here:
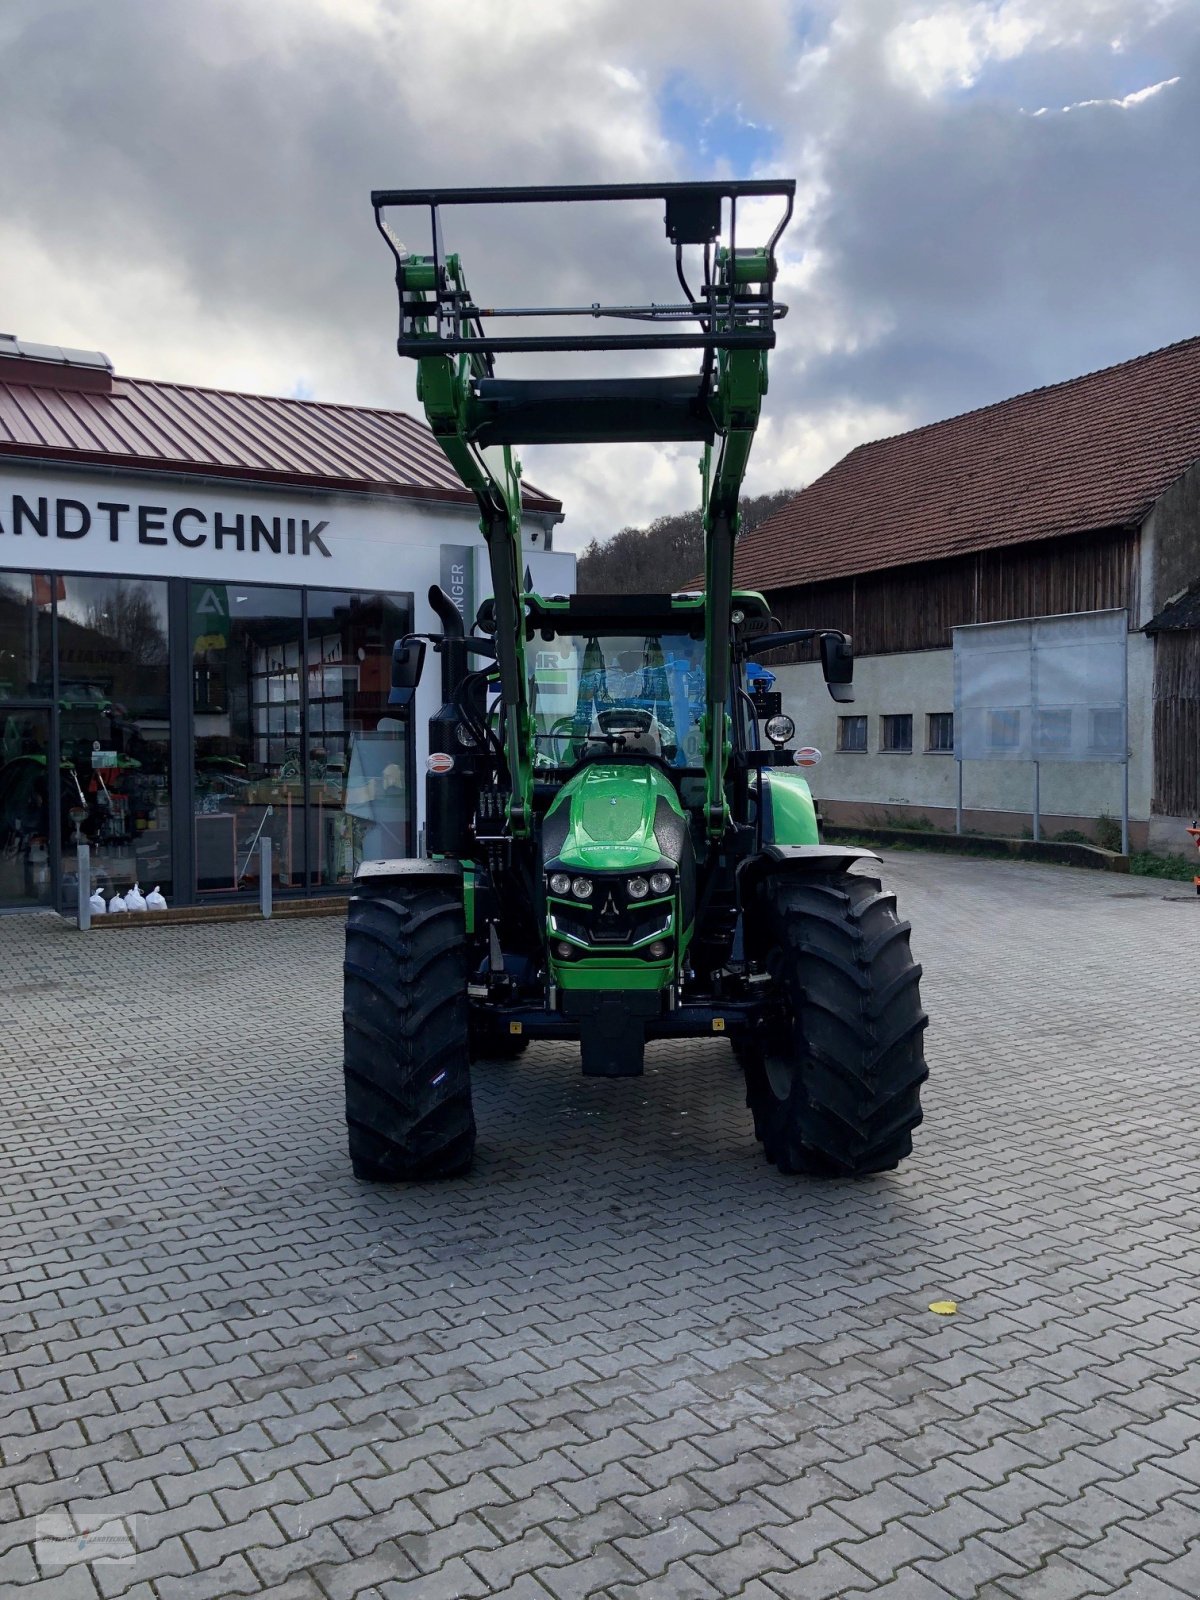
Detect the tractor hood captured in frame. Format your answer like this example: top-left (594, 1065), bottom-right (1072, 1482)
top-left (542, 763), bottom-right (686, 874)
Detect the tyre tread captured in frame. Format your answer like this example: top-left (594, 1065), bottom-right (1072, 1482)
top-left (743, 871), bottom-right (928, 1177)
top-left (342, 878), bottom-right (474, 1181)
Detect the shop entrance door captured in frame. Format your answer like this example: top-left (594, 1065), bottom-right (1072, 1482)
top-left (58, 694), bottom-right (173, 910)
top-left (0, 706), bottom-right (53, 907)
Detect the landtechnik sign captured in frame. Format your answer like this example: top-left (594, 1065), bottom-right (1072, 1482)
top-left (0, 490), bottom-right (331, 558)
top-left (0, 463), bottom-right (568, 602)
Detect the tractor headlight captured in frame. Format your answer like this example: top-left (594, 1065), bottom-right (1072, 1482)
top-left (548, 872), bottom-right (571, 896)
top-left (571, 877), bottom-right (593, 900)
top-left (765, 714), bottom-right (796, 748)
top-left (649, 871), bottom-right (672, 896)
top-left (627, 876), bottom-right (649, 900)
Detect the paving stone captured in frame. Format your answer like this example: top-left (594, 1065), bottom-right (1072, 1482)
top-left (2, 856), bottom-right (1196, 1600)
top-left (761, 1503), bottom-right (865, 1567)
top-left (764, 1548), bottom-right (885, 1600)
top-left (994, 1553), bottom-right (1113, 1599)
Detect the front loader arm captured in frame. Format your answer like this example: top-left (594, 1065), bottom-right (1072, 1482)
top-left (700, 244), bottom-right (777, 838)
top-left (390, 245), bottom-right (534, 836)
top-left (371, 183), bottom-right (794, 847)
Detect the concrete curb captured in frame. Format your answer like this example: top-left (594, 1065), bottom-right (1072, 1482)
top-left (823, 824), bottom-right (1130, 872)
top-left (68, 898), bottom-right (350, 930)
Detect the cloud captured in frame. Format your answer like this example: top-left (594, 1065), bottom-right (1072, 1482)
top-left (0, 0), bottom-right (1198, 553)
top-left (1028, 72), bottom-right (1180, 113)
top-left (886, 4), bottom-right (1047, 96)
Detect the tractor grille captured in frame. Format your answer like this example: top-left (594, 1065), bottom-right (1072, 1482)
top-left (550, 897), bottom-right (672, 948)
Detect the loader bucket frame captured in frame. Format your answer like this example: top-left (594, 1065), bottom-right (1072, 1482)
top-left (370, 180), bottom-right (795, 839)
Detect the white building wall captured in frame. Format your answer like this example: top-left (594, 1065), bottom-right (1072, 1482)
top-left (0, 460), bottom-right (573, 841)
top-left (771, 633), bottom-right (1153, 834)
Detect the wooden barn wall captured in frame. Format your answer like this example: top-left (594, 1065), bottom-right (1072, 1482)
top-left (855, 560), bottom-right (976, 655)
top-left (764, 528), bottom-right (1138, 660)
top-left (759, 579), bottom-right (853, 663)
top-left (1152, 631), bottom-right (1200, 816)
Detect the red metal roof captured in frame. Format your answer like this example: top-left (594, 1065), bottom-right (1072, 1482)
top-left (734, 335), bottom-right (1200, 592)
top-left (0, 367), bottom-right (562, 514)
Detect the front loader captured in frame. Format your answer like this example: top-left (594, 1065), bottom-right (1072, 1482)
top-left (343, 182), bottom-right (927, 1181)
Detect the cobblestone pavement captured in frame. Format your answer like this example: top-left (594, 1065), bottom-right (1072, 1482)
top-left (2, 854), bottom-right (1199, 1600)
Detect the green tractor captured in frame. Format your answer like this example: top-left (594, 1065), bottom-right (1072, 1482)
top-left (344, 182), bottom-right (927, 1181)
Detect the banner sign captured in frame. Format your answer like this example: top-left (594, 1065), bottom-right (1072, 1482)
top-left (439, 544), bottom-right (475, 628)
top-left (954, 609), bottom-right (1127, 764)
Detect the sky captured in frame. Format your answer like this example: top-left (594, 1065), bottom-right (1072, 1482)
top-left (1, 0), bottom-right (1198, 551)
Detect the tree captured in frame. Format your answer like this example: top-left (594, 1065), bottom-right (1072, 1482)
top-left (575, 487), bottom-right (797, 594)
top-left (84, 583), bottom-right (168, 665)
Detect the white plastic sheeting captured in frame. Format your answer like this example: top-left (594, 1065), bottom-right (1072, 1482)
top-left (953, 609), bottom-right (1128, 764)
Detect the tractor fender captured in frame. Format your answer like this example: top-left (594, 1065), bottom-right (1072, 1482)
top-left (354, 857), bottom-right (462, 883)
top-left (751, 843), bottom-right (879, 871)
top-left (737, 842), bottom-right (881, 906)
top-left (759, 768), bottom-right (820, 846)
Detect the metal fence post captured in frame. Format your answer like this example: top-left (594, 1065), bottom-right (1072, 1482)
top-left (1033, 761), bottom-right (1041, 842)
top-left (77, 842), bottom-right (91, 930)
top-left (1121, 616), bottom-right (1130, 856)
top-left (260, 836), bottom-right (273, 919)
top-left (956, 759), bottom-right (963, 836)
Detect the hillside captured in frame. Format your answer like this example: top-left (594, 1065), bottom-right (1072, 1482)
top-left (575, 487), bottom-right (797, 594)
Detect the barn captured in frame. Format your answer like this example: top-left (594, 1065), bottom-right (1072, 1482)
top-left (735, 336), bottom-right (1200, 853)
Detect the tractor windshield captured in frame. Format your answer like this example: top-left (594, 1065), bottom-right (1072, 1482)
top-left (527, 632), bottom-right (706, 770)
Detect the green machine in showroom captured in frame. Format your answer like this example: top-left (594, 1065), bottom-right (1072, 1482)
top-left (343, 182), bottom-right (927, 1181)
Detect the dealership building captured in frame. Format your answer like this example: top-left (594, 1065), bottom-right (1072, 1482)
top-left (0, 337), bottom-right (568, 912)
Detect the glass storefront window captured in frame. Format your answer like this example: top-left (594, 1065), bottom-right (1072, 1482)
top-left (2, 568), bottom-right (415, 909)
top-left (306, 590), bottom-right (412, 886)
top-left (56, 575), bottom-right (172, 906)
top-left (191, 582), bottom-right (304, 895)
top-left (0, 570), bottom-right (54, 698)
top-left (0, 708), bottom-right (53, 905)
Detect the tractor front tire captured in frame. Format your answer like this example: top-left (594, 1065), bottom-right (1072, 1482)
top-left (343, 878), bottom-right (475, 1182)
top-left (743, 871), bottom-right (927, 1176)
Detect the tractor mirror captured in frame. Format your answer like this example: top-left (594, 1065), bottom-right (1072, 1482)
top-left (388, 637), bottom-right (427, 706)
top-left (820, 633), bottom-right (855, 703)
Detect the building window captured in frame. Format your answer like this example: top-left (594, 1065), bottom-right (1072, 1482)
top-left (0, 707), bottom-right (52, 906)
top-left (837, 715), bottom-right (868, 752)
top-left (191, 582), bottom-right (304, 895)
top-left (0, 570), bottom-right (54, 698)
top-left (57, 575), bottom-right (173, 906)
top-left (1035, 708), bottom-right (1072, 754)
top-left (1089, 707), bottom-right (1125, 755)
top-left (926, 712), bottom-right (954, 753)
top-left (987, 708), bottom-right (1022, 752)
top-left (880, 714), bottom-right (913, 753)
top-left (307, 589), bottom-right (412, 887)
top-left (190, 582), bottom-right (413, 897)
